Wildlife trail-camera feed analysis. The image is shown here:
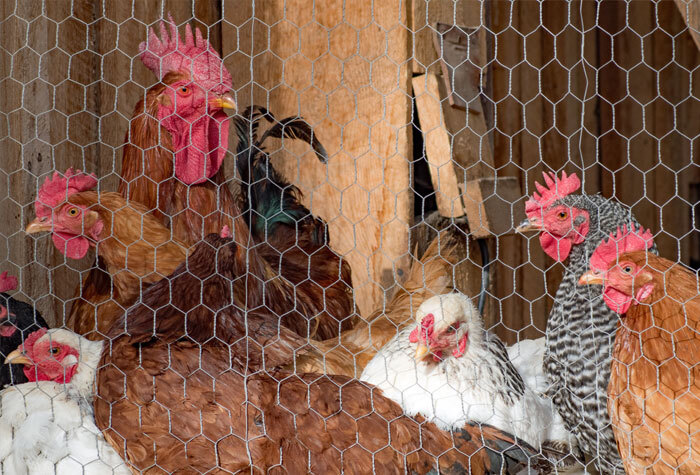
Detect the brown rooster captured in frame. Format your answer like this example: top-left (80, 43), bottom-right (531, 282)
top-left (25, 169), bottom-right (188, 338)
top-left (233, 106), bottom-right (354, 339)
top-left (74, 18), bottom-right (351, 340)
top-left (579, 225), bottom-right (700, 474)
top-left (95, 233), bottom-right (553, 474)
top-left (291, 234), bottom-right (459, 377)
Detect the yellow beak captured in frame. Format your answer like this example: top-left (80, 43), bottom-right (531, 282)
top-left (414, 344), bottom-right (430, 361)
top-left (515, 217), bottom-right (543, 233)
top-left (579, 270), bottom-right (605, 286)
top-left (25, 216), bottom-right (52, 234)
top-left (209, 93), bottom-right (237, 111)
top-left (4, 349), bottom-right (31, 366)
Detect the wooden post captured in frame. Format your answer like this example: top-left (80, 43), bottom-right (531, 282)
top-left (222, 0), bottom-right (413, 318)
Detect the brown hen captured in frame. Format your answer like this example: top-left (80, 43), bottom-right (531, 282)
top-left (580, 226), bottom-right (700, 474)
top-left (26, 170), bottom-right (188, 338)
top-left (95, 234), bottom-right (552, 474)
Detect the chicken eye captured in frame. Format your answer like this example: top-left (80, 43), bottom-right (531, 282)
top-left (178, 86), bottom-right (190, 95)
top-left (622, 265), bottom-right (633, 274)
top-left (50, 347), bottom-right (60, 355)
top-left (446, 324), bottom-right (459, 334)
top-left (67, 207), bottom-right (79, 217)
top-left (558, 211), bottom-right (568, 220)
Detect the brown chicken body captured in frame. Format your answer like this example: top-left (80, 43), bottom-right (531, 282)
top-left (581, 235), bottom-right (700, 474)
top-left (95, 235), bottom-right (552, 474)
top-left (27, 186), bottom-right (188, 338)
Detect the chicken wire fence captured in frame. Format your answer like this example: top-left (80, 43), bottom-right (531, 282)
top-left (0, 1), bottom-right (699, 474)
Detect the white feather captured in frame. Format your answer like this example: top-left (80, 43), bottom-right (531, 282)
top-left (361, 293), bottom-right (550, 447)
top-left (0, 329), bottom-right (129, 475)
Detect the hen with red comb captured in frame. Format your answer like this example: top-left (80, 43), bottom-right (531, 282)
top-left (580, 226), bottom-right (700, 473)
top-left (1, 328), bottom-right (129, 473)
top-left (517, 169), bottom-right (656, 473)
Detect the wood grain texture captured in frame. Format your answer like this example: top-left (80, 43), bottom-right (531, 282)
top-left (412, 73), bottom-right (465, 218)
top-left (222, 0), bottom-right (413, 317)
top-left (674, 0), bottom-right (700, 50)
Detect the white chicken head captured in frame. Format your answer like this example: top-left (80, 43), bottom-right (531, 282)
top-left (409, 292), bottom-right (482, 363)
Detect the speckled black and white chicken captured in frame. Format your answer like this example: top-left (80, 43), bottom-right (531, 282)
top-left (516, 170), bottom-right (656, 473)
top-left (360, 292), bottom-right (570, 453)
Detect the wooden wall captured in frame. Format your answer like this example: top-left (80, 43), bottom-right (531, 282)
top-left (0, 0), bottom-right (698, 339)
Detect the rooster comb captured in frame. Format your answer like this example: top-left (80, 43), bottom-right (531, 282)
top-left (35, 169), bottom-right (98, 218)
top-left (21, 327), bottom-right (48, 355)
top-left (139, 14), bottom-right (233, 94)
top-left (0, 271), bottom-right (17, 293)
top-left (525, 171), bottom-right (581, 217)
top-left (590, 224), bottom-right (654, 273)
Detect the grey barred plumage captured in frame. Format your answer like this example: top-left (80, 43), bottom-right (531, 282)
top-left (542, 193), bottom-right (657, 474)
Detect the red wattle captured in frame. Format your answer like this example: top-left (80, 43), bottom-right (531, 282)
top-left (0, 324), bottom-right (16, 337)
top-left (540, 233), bottom-right (573, 261)
top-left (603, 287), bottom-right (632, 314)
top-left (52, 233), bottom-right (90, 260)
top-left (452, 333), bottom-right (468, 358)
top-left (174, 114), bottom-right (229, 185)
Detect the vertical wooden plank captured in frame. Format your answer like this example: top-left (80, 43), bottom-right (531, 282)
top-left (412, 73), bottom-right (466, 218)
top-left (222, 0), bottom-right (413, 318)
top-left (673, 0), bottom-right (700, 50)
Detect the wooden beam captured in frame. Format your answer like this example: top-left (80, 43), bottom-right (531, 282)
top-left (222, 0), bottom-right (413, 318)
top-left (412, 73), bottom-right (466, 218)
top-left (674, 0), bottom-right (700, 50)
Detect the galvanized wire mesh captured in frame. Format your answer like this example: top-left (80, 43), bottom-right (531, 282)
top-left (0, 1), bottom-right (698, 473)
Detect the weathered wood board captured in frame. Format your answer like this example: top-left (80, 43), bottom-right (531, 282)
top-left (222, 0), bottom-right (413, 318)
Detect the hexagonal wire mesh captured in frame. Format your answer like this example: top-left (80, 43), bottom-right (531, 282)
top-left (0, 0), bottom-right (698, 473)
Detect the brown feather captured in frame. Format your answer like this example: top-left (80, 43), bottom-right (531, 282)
top-left (608, 251), bottom-right (700, 474)
top-left (95, 235), bottom-right (547, 474)
top-left (291, 234), bottom-right (459, 377)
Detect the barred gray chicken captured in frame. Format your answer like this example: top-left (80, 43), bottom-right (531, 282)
top-left (517, 171), bottom-right (656, 473)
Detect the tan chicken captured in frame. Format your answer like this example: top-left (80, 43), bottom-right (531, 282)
top-left (580, 225), bottom-right (700, 474)
top-left (26, 170), bottom-right (188, 337)
top-left (292, 233), bottom-right (459, 377)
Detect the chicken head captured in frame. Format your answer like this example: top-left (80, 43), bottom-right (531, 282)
top-left (516, 171), bottom-right (589, 261)
top-left (140, 16), bottom-right (236, 185)
top-left (4, 328), bottom-right (82, 384)
top-left (579, 224), bottom-right (655, 313)
top-left (25, 169), bottom-right (104, 260)
top-left (409, 292), bottom-right (480, 362)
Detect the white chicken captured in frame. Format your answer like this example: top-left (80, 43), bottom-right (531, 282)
top-left (361, 292), bottom-right (571, 452)
top-left (0, 328), bottom-right (129, 474)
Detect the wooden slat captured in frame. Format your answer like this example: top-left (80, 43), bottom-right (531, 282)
top-left (410, 0), bottom-right (485, 74)
top-left (412, 73), bottom-right (465, 218)
top-left (222, 0), bottom-right (413, 318)
top-left (674, 0), bottom-right (700, 50)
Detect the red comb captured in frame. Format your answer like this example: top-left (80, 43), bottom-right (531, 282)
top-left (0, 271), bottom-right (18, 293)
top-left (525, 171), bottom-right (581, 217)
top-left (590, 225), bottom-right (654, 273)
top-left (139, 14), bottom-right (233, 94)
top-left (21, 327), bottom-right (48, 355)
top-left (35, 169), bottom-right (97, 218)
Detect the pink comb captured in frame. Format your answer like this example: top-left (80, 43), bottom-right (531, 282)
top-left (525, 171), bottom-right (581, 217)
top-left (20, 327), bottom-right (47, 355)
top-left (220, 225), bottom-right (231, 238)
top-left (35, 169), bottom-right (98, 218)
top-left (0, 271), bottom-right (18, 293)
top-left (590, 225), bottom-right (654, 273)
top-left (139, 14), bottom-right (233, 94)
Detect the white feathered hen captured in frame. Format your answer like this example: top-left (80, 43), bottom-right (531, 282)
top-left (0, 328), bottom-right (128, 475)
top-left (361, 292), bottom-right (572, 452)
